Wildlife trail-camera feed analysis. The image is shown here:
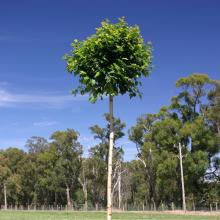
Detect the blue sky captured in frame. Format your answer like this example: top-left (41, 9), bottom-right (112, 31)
top-left (0, 0), bottom-right (220, 160)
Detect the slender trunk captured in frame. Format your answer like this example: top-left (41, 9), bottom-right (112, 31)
top-left (179, 143), bottom-right (186, 212)
top-left (4, 183), bottom-right (7, 210)
top-left (66, 186), bottom-right (72, 210)
top-left (107, 95), bottom-right (114, 220)
top-left (83, 180), bottom-right (88, 211)
top-left (54, 192), bottom-right (58, 206)
top-left (118, 162), bottom-right (121, 210)
top-left (79, 168), bottom-right (88, 211)
top-left (95, 202), bottom-right (98, 211)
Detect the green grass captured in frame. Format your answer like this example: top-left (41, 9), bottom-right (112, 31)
top-left (0, 211), bottom-right (219, 220)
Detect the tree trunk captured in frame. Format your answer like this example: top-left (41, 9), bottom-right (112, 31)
top-left (107, 95), bottom-right (114, 220)
top-left (54, 192), bottom-right (58, 207)
top-left (179, 143), bottom-right (186, 212)
top-left (83, 180), bottom-right (88, 211)
top-left (95, 202), bottom-right (98, 211)
top-left (4, 183), bottom-right (7, 210)
top-left (118, 162), bottom-right (121, 210)
top-left (66, 186), bottom-right (72, 210)
top-left (78, 170), bottom-right (88, 211)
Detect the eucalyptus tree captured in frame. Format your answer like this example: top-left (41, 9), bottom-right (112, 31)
top-left (206, 80), bottom-right (220, 136)
top-left (64, 17), bottom-right (152, 219)
top-left (0, 153), bottom-right (11, 209)
top-left (50, 129), bottom-right (83, 209)
top-left (25, 136), bottom-right (49, 154)
top-left (129, 73), bottom-right (220, 208)
top-left (171, 73), bottom-right (211, 122)
top-left (89, 114), bottom-right (125, 209)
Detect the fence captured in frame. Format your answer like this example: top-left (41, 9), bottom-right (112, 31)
top-left (0, 202), bottom-right (220, 212)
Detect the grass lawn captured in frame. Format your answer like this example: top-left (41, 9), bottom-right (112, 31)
top-left (0, 211), bottom-right (220, 220)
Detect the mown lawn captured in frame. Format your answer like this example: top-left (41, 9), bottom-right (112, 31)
top-left (0, 211), bottom-right (220, 220)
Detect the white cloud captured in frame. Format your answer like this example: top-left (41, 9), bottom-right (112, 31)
top-left (33, 121), bottom-right (59, 127)
top-left (0, 89), bottom-right (88, 108)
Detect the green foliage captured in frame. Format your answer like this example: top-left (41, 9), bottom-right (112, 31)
top-left (172, 73), bottom-right (211, 121)
top-left (156, 151), bottom-right (179, 203)
top-left (176, 73), bottom-right (210, 88)
top-left (206, 80), bottom-right (220, 135)
top-left (25, 136), bottom-right (49, 154)
top-left (64, 17), bottom-right (152, 102)
top-left (0, 153), bottom-right (11, 184)
top-left (129, 73), bottom-right (220, 207)
top-left (1, 73), bottom-right (220, 209)
top-left (88, 114), bottom-right (125, 206)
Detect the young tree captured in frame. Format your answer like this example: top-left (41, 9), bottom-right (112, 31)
top-left (64, 17), bottom-right (152, 220)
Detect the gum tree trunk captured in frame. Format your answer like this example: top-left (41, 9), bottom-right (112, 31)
top-left (107, 95), bottom-right (114, 220)
top-left (179, 143), bottom-right (186, 212)
top-left (66, 186), bottom-right (72, 210)
top-left (4, 183), bottom-right (7, 210)
top-left (118, 162), bottom-right (121, 210)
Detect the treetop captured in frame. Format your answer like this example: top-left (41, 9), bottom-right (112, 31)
top-left (64, 17), bottom-right (152, 102)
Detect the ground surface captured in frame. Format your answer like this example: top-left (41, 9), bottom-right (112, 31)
top-left (0, 211), bottom-right (220, 220)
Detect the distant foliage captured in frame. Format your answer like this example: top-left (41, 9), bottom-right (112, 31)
top-left (0, 73), bottom-right (219, 209)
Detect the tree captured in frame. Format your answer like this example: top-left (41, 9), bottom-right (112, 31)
top-left (89, 114), bottom-right (125, 209)
top-left (50, 129), bottom-right (83, 209)
top-left (206, 80), bottom-right (220, 136)
top-left (2, 148), bottom-right (25, 207)
top-left (64, 17), bottom-right (152, 220)
top-left (129, 73), bottom-right (220, 209)
top-left (171, 73), bottom-right (211, 122)
top-left (25, 136), bottom-right (49, 154)
top-left (0, 153), bottom-right (11, 209)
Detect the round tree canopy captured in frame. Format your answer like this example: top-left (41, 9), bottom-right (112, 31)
top-left (64, 17), bottom-right (152, 102)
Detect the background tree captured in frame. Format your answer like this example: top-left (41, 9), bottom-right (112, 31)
top-left (50, 129), bottom-right (83, 209)
top-left (0, 153), bottom-right (11, 209)
top-left (129, 73), bottom-right (220, 209)
top-left (26, 136), bottom-right (49, 154)
top-left (89, 114), bottom-right (125, 209)
top-left (64, 17), bottom-right (152, 220)
top-left (206, 80), bottom-right (220, 136)
top-left (1, 73), bottom-right (219, 211)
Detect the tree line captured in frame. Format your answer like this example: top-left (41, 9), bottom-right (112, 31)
top-left (0, 73), bottom-right (220, 210)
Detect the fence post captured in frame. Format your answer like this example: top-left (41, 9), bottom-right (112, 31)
top-left (210, 203), bottom-right (212, 212)
top-left (215, 202), bottom-right (218, 211)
